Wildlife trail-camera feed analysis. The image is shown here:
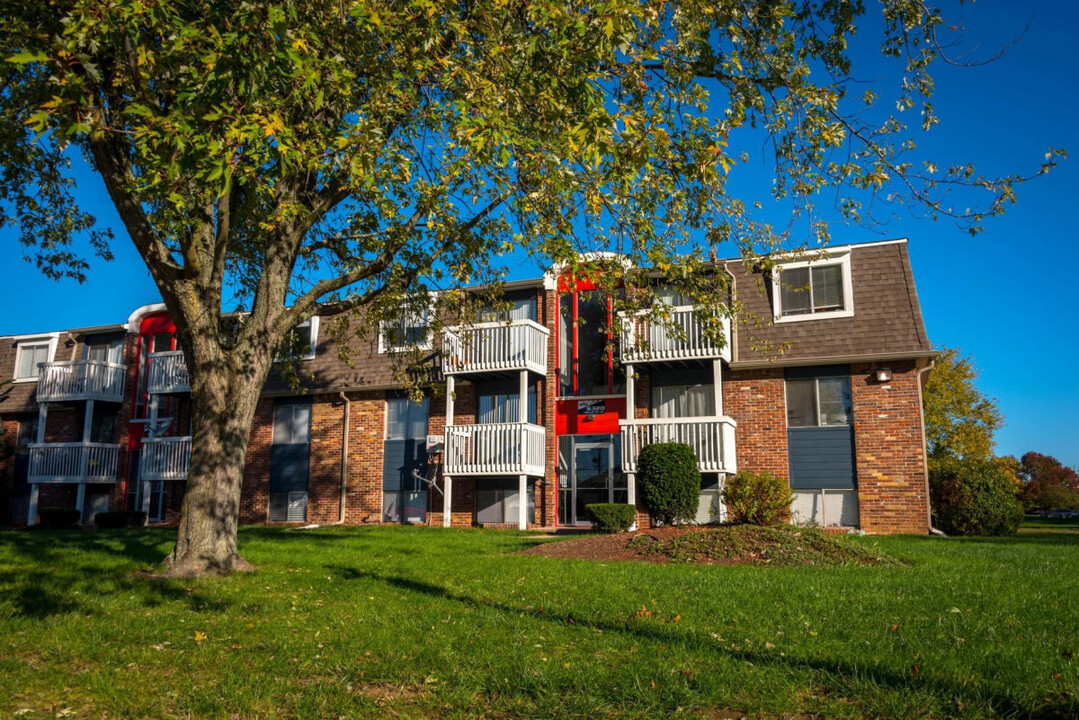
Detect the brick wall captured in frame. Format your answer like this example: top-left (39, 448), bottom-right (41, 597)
top-left (851, 360), bottom-right (930, 534)
top-left (542, 288), bottom-right (559, 528)
top-left (343, 391), bottom-right (385, 524)
top-left (723, 368), bottom-right (788, 478)
top-left (239, 398), bottom-right (272, 523)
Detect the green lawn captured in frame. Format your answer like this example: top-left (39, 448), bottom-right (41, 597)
top-left (1, 520), bottom-right (1076, 719)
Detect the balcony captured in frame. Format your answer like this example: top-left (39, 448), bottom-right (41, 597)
top-left (620, 306), bottom-right (732, 364)
top-left (442, 320), bottom-right (549, 376)
top-left (147, 351), bottom-right (189, 394)
top-left (36, 361), bottom-right (126, 403)
top-left (444, 422), bottom-right (546, 477)
top-left (28, 442), bottom-right (122, 483)
top-left (620, 416), bottom-right (738, 474)
top-left (140, 436), bottom-right (192, 481)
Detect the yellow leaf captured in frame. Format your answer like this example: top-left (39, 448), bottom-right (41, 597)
top-left (194, 631), bottom-right (206, 642)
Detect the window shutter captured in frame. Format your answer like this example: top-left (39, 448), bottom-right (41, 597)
top-left (811, 264), bottom-right (844, 311)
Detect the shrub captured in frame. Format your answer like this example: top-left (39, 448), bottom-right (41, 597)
top-left (126, 511), bottom-right (148, 526)
top-left (636, 443), bottom-right (700, 525)
top-left (94, 511), bottom-right (148, 528)
top-left (586, 503), bottom-right (636, 533)
top-left (722, 471), bottom-right (793, 526)
top-left (930, 458), bottom-right (1024, 536)
top-left (38, 507), bottom-right (80, 529)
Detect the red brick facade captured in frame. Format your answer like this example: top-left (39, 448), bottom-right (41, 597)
top-left (851, 360), bottom-right (930, 534)
top-left (1, 242), bottom-right (935, 534)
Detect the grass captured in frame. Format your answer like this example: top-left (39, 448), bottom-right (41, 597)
top-left (0, 519), bottom-right (1076, 719)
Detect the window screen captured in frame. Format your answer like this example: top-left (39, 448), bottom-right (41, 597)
top-left (779, 267), bottom-right (811, 316)
top-left (811, 265), bottom-right (844, 311)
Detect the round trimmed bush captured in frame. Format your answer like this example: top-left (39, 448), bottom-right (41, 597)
top-left (930, 458), bottom-right (1024, 536)
top-left (636, 442), bottom-right (700, 525)
top-left (586, 503), bottom-right (636, 533)
top-left (722, 470), bottom-right (792, 526)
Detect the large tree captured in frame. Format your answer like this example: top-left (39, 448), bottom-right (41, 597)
top-left (1, 1), bottom-right (1059, 576)
top-left (923, 345), bottom-right (1004, 467)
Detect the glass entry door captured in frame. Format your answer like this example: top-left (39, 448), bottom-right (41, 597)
top-left (559, 435), bottom-right (626, 525)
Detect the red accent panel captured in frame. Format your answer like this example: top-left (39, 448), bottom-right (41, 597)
top-left (556, 398), bottom-right (625, 435)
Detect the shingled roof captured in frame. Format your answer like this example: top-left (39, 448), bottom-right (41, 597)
top-left (725, 239), bottom-right (933, 367)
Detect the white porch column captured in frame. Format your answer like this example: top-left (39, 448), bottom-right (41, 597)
top-left (75, 483), bottom-right (87, 523)
top-left (518, 370), bottom-right (528, 422)
top-left (27, 403), bottom-right (47, 527)
top-left (443, 375), bottom-right (454, 528)
top-left (625, 363), bottom-right (637, 530)
top-left (443, 475), bottom-right (453, 528)
top-left (27, 485), bottom-right (39, 527)
top-left (518, 474), bottom-right (528, 530)
top-left (518, 370), bottom-right (529, 530)
top-left (712, 358), bottom-right (723, 417)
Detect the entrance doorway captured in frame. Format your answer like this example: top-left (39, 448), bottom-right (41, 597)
top-left (558, 434), bottom-right (626, 525)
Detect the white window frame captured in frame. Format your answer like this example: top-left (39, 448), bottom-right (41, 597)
top-left (275, 316), bottom-right (319, 362)
top-left (378, 302), bottom-right (433, 354)
top-left (771, 252), bottom-right (854, 323)
top-left (12, 333), bottom-right (60, 382)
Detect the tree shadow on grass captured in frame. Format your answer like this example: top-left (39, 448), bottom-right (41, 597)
top-left (325, 564), bottom-right (1078, 720)
top-left (0, 529), bottom-right (230, 619)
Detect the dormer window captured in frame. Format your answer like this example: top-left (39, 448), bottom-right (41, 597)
top-left (379, 304), bottom-right (431, 353)
top-left (13, 334), bottom-right (59, 381)
top-left (277, 316), bottom-right (319, 362)
top-left (772, 252), bottom-right (854, 322)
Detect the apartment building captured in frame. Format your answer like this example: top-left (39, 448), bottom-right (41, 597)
top-left (0, 239), bottom-right (935, 534)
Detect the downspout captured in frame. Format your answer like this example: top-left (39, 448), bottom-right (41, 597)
top-left (337, 391), bottom-right (351, 525)
top-left (916, 359), bottom-right (936, 534)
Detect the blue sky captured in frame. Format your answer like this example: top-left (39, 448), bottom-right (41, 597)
top-left (2, 1), bottom-right (1076, 467)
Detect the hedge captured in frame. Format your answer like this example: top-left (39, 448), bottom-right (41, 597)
top-left (94, 511), bottom-right (148, 528)
top-left (722, 470), bottom-right (792, 526)
top-left (586, 503), bottom-right (636, 533)
top-left (930, 457), bottom-right (1024, 536)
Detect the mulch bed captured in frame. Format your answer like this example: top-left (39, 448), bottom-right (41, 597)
top-left (521, 524), bottom-right (898, 567)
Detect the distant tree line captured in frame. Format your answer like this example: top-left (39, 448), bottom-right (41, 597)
top-left (923, 347), bottom-right (1078, 535)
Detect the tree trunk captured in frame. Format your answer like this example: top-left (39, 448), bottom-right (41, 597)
top-left (161, 363), bottom-right (265, 578)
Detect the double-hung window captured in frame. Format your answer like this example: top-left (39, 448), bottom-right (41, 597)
top-left (277, 316), bottom-right (320, 361)
top-left (13, 336), bottom-right (58, 381)
top-left (773, 253), bottom-right (853, 321)
top-left (379, 304), bottom-right (431, 353)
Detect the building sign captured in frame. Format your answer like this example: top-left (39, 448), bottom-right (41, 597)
top-left (577, 399), bottom-right (607, 416)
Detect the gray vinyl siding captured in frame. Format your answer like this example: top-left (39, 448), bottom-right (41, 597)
top-left (787, 426), bottom-right (856, 490)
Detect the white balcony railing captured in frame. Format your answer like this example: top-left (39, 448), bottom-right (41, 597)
top-left (620, 305), bottom-right (732, 364)
top-left (36, 361), bottom-right (126, 403)
top-left (620, 416), bottom-right (738, 474)
top-left (444, 422), bottom-right (546, 477)
top-left (140, 436), bottom-right (192, 481)
top-left (147, 351), bottom-right (189, 394)
top-left (27, 442), bottom-right (122, 483)
top-left (442, 320), bottom-right (549, 376)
